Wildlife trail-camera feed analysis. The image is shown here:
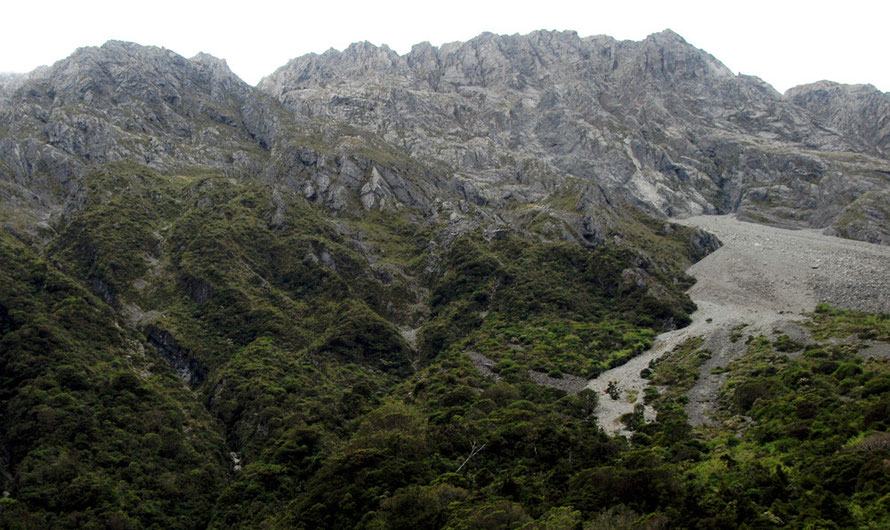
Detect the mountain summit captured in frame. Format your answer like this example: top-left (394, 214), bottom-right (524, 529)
top-left (3, 30), bottom-right (888, 246)
top-left (258, 29), bottom-right (888, 239)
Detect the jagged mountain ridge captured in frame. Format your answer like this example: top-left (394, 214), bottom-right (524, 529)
top-left (1, 29), bottom-right (889, 245)
top-left (0, 41), bottom-right (496, 247)
top-left (0, 41), bottom-right (271, 198)
top-left (787, 80), bottom-right (890, 156)
top-left (258, 29), bottom-right (890, 235)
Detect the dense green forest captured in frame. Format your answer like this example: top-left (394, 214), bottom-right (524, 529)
top-left (2, 164), bottom-right (889, 528)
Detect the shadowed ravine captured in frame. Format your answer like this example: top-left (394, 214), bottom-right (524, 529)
top-left (588, 214), bottom-right (890, 436)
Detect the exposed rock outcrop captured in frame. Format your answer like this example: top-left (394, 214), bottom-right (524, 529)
top-left (1, 31), bottom-right (889, 246)
top-left (145, 325), bottom-right (207, 386)
top-left (260, 30), bottom-right (890, 239)
top-left (787, 80), bottom-right (890, 157)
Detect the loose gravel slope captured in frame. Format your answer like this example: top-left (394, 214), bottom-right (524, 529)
top-left (589, 215), bottom-right (890, 435)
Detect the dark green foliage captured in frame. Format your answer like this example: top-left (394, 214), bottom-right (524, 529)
top-left (421, 232), bottom-right (691, 378)
top-left (772, 333), bottom-right (803, 352)
top-left (312, 300), bottom-right (413, 375)
top-left (682, 307), bottom-right (890, 528)
top-left (648, 337), bottom-right (707, 390)
top-left (7, 161), bottom-right (888, 528)
top-left (272, 351), bottom-right (626, 528)
top-left (810, 304), bottom-right (890, 341)
top-left (0, 233), bottom-right (227, 528)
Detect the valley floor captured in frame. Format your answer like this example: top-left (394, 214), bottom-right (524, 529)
top-left (590, 214), bottom-right (890, 434)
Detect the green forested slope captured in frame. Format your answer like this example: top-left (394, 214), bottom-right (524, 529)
top-left (0, 232), bottom-right (228, 529)
top-left (2, 162), bottom-right (889, 528)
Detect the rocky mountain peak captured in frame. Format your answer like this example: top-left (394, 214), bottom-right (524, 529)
top-left (644, 28), bottom-right (687, 44)
top-left (35, 41), bottom-right (252, 106)
top-left (343, 40), bottom-right (399, 59)
top-left (0, 40), bottom-right (275, 213)
top-left (189, 51), bottom-right (251, 100)
top-left (787, 79), bottom-right (882, 96)
top-left (2, 30), bottom-right (890, 247)
top-left (622, 28), bottom-right (734, 89)
top-left (405, 41), bottom-right (439, 69)
top-left (190, 51), bottom-right (236, 79)
top-left (786, 81), bottom-right (890, 156)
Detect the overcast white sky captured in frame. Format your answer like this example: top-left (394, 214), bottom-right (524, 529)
top-left (2, 0), bottom-right (887, 94)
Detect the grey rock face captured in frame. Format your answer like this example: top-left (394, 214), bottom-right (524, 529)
top-left (260, 30), bottom-right (890, 239)
top-left (824, 188), bottom-right (890, 245)
top-left (0, 73), bottom-right (25, 94)
top-left (145, 325), bottom-right (207, 386)
top-left (0, 42), bottom-right (276, 209)
top-left (0, 42), bottom-right (466, 242)
top-left (787, 81), bottom-right (890, 157)
top-left (1, 31), bottom-right (889, 246)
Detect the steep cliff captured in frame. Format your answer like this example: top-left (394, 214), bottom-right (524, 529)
top-left (260, 29), bottom-right (890, 235)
